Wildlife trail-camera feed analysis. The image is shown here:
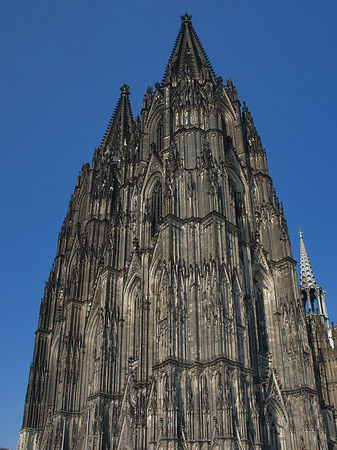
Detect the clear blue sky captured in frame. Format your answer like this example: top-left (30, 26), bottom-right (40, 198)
top-left (1, 1), bottom-right (336, 448)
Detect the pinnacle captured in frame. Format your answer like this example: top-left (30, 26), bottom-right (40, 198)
top-left (298, 228), bottom-right (317, 291)
top-left (101, 85), bottom-right (134, 151)
top-left (242, 102), bottom-right (257, 127)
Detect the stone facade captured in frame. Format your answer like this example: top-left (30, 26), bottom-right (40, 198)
top-left (18, 14), bottom-right (337, 450)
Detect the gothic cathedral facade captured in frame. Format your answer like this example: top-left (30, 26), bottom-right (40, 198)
top-left (18, 14), bottom-right (337, 450)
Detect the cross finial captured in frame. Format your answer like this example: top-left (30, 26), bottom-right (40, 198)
top-left (181, 13), bottom-right (192, 23)
top-left (120, 84), bottom-right (130, 95)
top-left (298, 227), bottom-right (303, 239)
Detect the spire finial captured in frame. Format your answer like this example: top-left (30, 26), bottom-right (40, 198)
top-left (298, 227), bottom-right (303, 239)
top-left (120, 84), bottom-right (130, 96)
top-left (181, 13), bottom-right (192, 23)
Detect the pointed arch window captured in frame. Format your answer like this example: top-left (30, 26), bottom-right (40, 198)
top-left (232, 280), bottom-right (242, 325)
top-left (266, 407), bottom-right (283, 450)
top-left (270, 418), bottom-right (281, 450)
top-left (254, 279), bottom-right (268, 355)
top-left (156, 119), bottom-right (164, 151)
top-left (149, 179), bottom-right (162, 236)
top-left (228, 177), bottom-right (244, 235)
top-left (229, 182), bottom-right (237, 226)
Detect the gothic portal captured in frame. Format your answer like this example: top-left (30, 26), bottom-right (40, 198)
top-left (18, 14), bottom-right (337, 450)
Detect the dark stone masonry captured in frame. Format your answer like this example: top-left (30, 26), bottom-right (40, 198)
top-left (18, 14), bottom-right (337, 450)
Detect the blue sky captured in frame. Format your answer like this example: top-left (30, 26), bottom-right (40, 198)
top-left (1, 1), bottom-right (336, 448)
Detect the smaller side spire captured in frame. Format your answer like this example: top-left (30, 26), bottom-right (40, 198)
top-left (101, 84), bottom-right (134, 154)
top-left (299, 229), bottom-right (329, 327)
top-left (299, 228), bottom-right (317, 290)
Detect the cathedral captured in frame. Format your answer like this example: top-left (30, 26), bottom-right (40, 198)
top-left (18, 14), bottom-right (337, 450)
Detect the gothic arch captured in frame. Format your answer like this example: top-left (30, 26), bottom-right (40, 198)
top-left (146, 92), bottom-right (164, 130)
top-left (143, 175), bottom-right (163, 237)
top-left (254, 279), bottom-right (268, 355)
top-left (149, 258), bottom-right (162, 295)
top-left (232, 272), bottom-right (244, 324)
top-left (157, 263), bottom-right (170, 319)
top-left (143, 173), bottom-right (163, 201)
top-left (78, 191), bottom-right (89, 222)
top-left (252, 269), bottom-right (275, 356)
top-left (301, 284), bottom-right (324, 315)
top-left (83, 272), bottom-right (110, 400)
top-left (124, 272), bottom-right (142, 300)
top-left (65, 248), bottom-right (81, 299)
top-left (227, 168), bottom-right (247, 233)
top-left (142, 159), bottom-right (161, 199)
top-left (84, 309), bottom-right (102, 399)
top-left (221, 108), bottom-right (236, 144)
top-left (124, 276), bottom-right (141, 361)
top-left (148, 261), bottom-right (163, 367)
top-left (265, 401), bottom-right (287, 450)
top-left (145, 90), bottom-right (165, 150)
top-left (153, 117), bottom-right (164, 151)
top-left (47, 334), bottom-right (61, 413)
top-left (227, 167), bottom-right (245, 193)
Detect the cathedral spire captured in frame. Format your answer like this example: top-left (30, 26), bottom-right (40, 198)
top-left (299, 228), bottom-right (317, 291)
top-left (101, 84), bottom-right (134, 152)
top-left (163, 14), bottom-right (216, 84)
top-left (18, 16), bottom-right (337, 450)
top-left (299, 229), bottom-right (329, 325)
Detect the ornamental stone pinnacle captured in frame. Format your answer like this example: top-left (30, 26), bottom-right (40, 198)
top-left (18, 15), bottom-right (337, 450)
top-left (299, 228), bottom-right (330, 330)
top-left (299, 228), bottom-right (317, 290)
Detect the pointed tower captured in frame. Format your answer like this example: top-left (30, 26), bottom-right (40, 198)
top-left (164, 13), bottom-right (216, 84)
top-left (18, 15), bottom-right (335, 450)
top-left (101, 84), bottom-right (134, 153)
top-left (299, 228), bottom-right (329, 324)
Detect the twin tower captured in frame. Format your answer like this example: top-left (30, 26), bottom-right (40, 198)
top-left (18, 15), bottom-right (337, 450)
